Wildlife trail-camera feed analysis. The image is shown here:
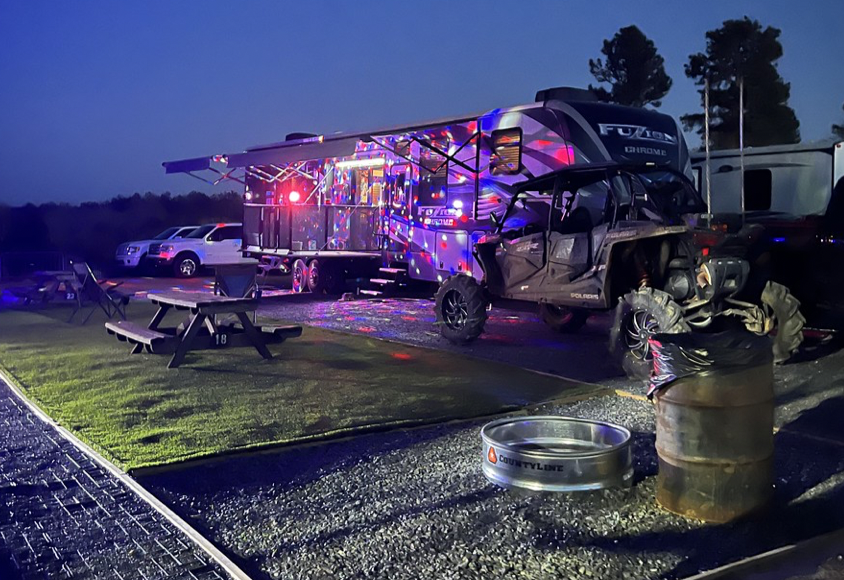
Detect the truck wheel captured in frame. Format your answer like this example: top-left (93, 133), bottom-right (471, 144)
top-left (173, 253), bottom-right (199, 278)
top-left (291, 259), bottom-right (308, 293)
top-left (760, 281), bottom-right (805, 363)
top-left (610, 287), bottom-right (690, 379)
top-left (539, 304), bottom-right (588, 333)
top-left (434, 275), bottom-right (488, 344)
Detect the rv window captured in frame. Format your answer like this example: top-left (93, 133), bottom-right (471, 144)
top-left (744, 169), bottom-right (772, 211)
top-left (418, 142), bottom-right (449, 207)
top-left (490, 128), bottom-right (522, 176)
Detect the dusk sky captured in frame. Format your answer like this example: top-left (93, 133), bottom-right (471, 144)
top-left (1, 0), bottom-right (842, 205)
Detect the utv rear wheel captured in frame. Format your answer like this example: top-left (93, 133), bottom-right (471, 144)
top-left (435, 275), bottom-right (488, 344)
top-left (610, 287), bottom-right (690, 379)
top-left (760, 281), bottom-right (805, 363)
top-left (539, 304), bottom-right (588, 333)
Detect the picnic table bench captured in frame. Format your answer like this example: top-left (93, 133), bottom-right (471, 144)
top-left (105, 291), bottom-right (302, 368)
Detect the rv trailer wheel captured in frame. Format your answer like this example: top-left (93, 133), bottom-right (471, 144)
top-left (610, 287), bottom-right (690, 380)
top-left (307, 259), bottom-right (326, 294)
top-left (291, 259), bottom-right (308, 293)
top-left (539, 304), bottom-right (589, 333)
top-left (434, 275), bottom-right (488, 344)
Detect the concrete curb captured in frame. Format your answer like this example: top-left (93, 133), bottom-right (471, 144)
top-left (680, 528), bottom-right (844, 580)
top-left (0, 368), bottom-right (253, 580)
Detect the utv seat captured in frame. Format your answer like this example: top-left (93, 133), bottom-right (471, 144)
top-left (558, 207), bottom-right (593, 235)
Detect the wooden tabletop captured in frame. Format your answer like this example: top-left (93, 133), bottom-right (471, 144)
top-left (148, 291), bottom-right (258, 313)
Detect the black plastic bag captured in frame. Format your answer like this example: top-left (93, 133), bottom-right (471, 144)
top-left (647, 331), bottom-right (773, 399)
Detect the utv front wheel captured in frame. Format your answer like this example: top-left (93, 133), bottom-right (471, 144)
top-left (539, 304), bottom-right (588, 333)
top-left (435, 275), bottom-right (488, 344)
top-left (759, 281), bottom-right (805, 363)
top-left (610, 287), bottom-right (690, 379)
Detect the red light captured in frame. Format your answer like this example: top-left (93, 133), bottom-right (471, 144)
top-left (702, 247), bottom-right (710, 256)
top-left (289, 191), bottom-right (301, 203)
top-left (460, 215), bottom-right (468, 223)
top-left (391, 352), bottom-right (412, 360)
top-left (217, 223), bottom-right (226, 227)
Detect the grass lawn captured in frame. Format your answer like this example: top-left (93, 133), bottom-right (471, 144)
top-left (0, 303), bottom-right (599, 471)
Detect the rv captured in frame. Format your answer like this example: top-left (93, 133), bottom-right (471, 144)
top-left (691, 140), bottom-right (844, 322)
top-left (164, 87), bottom-right (693, 294)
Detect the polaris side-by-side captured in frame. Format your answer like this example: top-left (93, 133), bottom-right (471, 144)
top-left (434, 162), bottom-right (805, 377)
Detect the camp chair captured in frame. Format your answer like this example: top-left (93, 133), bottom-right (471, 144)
top-left (68, 262), bottom-right (131, 324)
top-left (213, 263), bottom-right (260, 324)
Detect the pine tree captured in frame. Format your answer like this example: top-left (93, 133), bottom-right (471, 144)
top-left (683, 17), bottom-right (800, 149)
top-left (588, 25), bottom-right (672, 108)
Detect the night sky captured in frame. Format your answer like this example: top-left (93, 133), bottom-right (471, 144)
top-left (1, 0), bottom-right (842, 205)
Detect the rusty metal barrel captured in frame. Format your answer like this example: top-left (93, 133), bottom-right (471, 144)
top-left (650, 332), bottom-right (774, 523)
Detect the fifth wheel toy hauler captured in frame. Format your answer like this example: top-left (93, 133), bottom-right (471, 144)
top-left (163, 87), bottom-right (693, 293)
top-left (691, 139), bottom-right (844, 323)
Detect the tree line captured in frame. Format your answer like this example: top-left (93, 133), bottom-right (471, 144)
top-left (588, 17), bottom-right (840, 149)
top-left (0, 191), bottom-right (242, 270)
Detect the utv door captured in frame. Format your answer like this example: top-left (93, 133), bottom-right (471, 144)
top-left (498, 231), bottom-right (546, 297)
top-left (546, 231), bottom-right (591, 284)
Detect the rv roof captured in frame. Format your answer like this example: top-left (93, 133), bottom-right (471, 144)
top-left (690, 139), bottom-right (842, 161)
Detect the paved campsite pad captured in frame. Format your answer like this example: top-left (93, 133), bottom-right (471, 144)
top-left (0, 306), bottom-right (600, 470)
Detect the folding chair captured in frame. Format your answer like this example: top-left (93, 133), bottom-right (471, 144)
top-left (214, 263), bottom-right (260, 324)
top-left (68, 262), bottom-right (131, 324)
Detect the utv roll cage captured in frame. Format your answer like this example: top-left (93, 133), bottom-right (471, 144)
top-left (492, 162), bottom-right (706, 235)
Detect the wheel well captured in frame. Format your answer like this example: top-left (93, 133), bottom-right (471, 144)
top-left (606, 237), bottom-right (685, 303)
top-left (175, 251), bottom-right (200, 265)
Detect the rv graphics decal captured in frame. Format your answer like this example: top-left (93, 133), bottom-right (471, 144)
top-left (598, 124), bottom-right (678, 145)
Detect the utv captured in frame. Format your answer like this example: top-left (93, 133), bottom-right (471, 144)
top-left (434, 162), bottom-right (804, 378)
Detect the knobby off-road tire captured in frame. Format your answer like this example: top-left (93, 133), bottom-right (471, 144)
top-left (539, 304), bottom-right (589, 333)
top-left (760, 280), bottom-right (805, 364)
top-left (434, 275), bottom-right (489, 344)
top-left (610, 287), bottom-right (690, 380)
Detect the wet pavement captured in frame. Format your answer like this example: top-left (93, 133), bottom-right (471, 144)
top-left (0, 379), bottom-right (230, 580)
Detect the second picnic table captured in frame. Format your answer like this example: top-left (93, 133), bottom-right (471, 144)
top-left (105, 291), bottom-right (302, 368)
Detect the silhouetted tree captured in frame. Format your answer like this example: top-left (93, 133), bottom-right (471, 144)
top-left (833, 103), bottom-right (844, 139)
top-left (588, 25), bottom-right (672, 108)
top-left (683, 17), bottom-right (800, 149)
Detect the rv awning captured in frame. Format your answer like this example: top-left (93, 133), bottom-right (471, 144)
top-left (226, 137), bottom-right (360, 168)
top-left (162, 156), bottom-right (213, 174)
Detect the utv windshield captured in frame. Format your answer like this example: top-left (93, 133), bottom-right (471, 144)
top-left (186, 225), bottom-right (216, 239)
top-left (153, 227), bottom-right (181, 240)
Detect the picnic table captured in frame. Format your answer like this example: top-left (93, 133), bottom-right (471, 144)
top-left (105, 291), bottom-right (302, 368)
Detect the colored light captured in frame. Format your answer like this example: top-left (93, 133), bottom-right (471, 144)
top-left (335, 158), bottom-right (386, 169)
top-left (289, 191), bottom-right (301, 202)
top-left (772, 237), bottom-right (786, 243)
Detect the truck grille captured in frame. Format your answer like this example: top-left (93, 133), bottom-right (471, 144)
top-left (148, 243), bottom-right (162, 255)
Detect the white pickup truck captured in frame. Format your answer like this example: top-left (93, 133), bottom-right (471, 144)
top-left (115, 225), bottom-right (198, 270)
top-left (147, 222), bottom-right (256, 278)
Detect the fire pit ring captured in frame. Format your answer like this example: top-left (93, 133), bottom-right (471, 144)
top-left (481, 416), bottom-right (634, 492)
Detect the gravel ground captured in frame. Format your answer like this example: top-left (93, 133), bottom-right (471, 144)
top-left (0, 379), bottom-right (230, 580)
top-left (144, 390), bottom-right (844, 580)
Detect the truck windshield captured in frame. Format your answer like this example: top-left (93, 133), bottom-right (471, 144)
top-left (186, 225), bottom-right (216, 239)
top-left (153, 227), bottom-right (181, 240)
